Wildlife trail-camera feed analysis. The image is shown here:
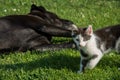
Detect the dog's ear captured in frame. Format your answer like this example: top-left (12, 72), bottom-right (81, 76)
top-left (31, 4), bottom-right (38, 11)
top-left (38, 6), bottom-right (46, 12)
top-left (30, 4), bottom-right (46, 12)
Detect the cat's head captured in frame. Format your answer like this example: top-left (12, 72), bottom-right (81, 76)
top-left (72, 25), bottom-right (93, 47)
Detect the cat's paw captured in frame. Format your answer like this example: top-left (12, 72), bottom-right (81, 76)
top-left (118, 68), bottom-right (120, 70)
top-left (77, 70), bottom-right (83, 74)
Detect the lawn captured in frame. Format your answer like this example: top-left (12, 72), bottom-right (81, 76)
top-left (0, 0), bottom-right (120, 80)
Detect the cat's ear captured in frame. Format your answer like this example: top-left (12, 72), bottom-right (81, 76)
top-left (85, 25), bottom-right (93, 35)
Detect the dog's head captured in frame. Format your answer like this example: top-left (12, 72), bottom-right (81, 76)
top-left (29, 4), bottom-right (78, 30)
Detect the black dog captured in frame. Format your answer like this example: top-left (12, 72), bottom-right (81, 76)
top-left (0, 4), bottom-right (77, 53)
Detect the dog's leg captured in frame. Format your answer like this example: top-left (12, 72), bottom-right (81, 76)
top-left (32, 42), bottom-right (76, 51)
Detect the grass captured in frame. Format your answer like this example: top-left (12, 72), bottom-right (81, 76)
top-left (0, 0), bottom-right (120, 80)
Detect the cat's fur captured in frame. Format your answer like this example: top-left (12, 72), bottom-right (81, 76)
top-left (72, 24), bottom-right (120, 73)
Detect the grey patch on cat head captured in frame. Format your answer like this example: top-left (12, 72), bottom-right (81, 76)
top-left (105, 29), bottom-right (110, 32)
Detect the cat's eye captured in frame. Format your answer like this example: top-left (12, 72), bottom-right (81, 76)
top-left (72, 35), bottom-right (75, 37)
top-left (72, 35), bottom-right (76, 38)
top-left (76, 39), bottom-right (79, 41)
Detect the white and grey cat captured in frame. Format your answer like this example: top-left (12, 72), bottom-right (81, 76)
top-left (72, 24), bottom-right (120, 73)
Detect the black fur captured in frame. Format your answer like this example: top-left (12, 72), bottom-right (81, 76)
top-left (0, 4), bottom-right (77, 53)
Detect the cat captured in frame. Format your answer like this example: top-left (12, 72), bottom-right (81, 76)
top-left (72, 24), bottom-right (120, 73)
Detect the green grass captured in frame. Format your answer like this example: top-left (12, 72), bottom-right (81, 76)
top-left (0, 0), bottom-right (120, 80)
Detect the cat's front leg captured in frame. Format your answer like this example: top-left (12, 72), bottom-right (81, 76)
top-left (77, 58), bottom-right (84, 73)
top-left (77, 57), bottom-right (88, 73)
top-left (77, 49), bottom-right (89, 73)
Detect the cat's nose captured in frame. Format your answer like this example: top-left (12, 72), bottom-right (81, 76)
top-left (78, 44), bottom-right (82, 47)
top-left (79, 43), bottom-right (85, 47)
top-left (79, 44), bottom-right (83, 47)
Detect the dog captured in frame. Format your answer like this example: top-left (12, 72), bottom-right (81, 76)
top-left (0, 4), bottom-right (77, 53)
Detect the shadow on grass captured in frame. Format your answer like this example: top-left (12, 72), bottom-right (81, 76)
top-left (98, 54), bottom-right (120, 69)
top-left (0, 53), bottom-right (119, 72)
top-left (0, 54), bottom-right (80, 72)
